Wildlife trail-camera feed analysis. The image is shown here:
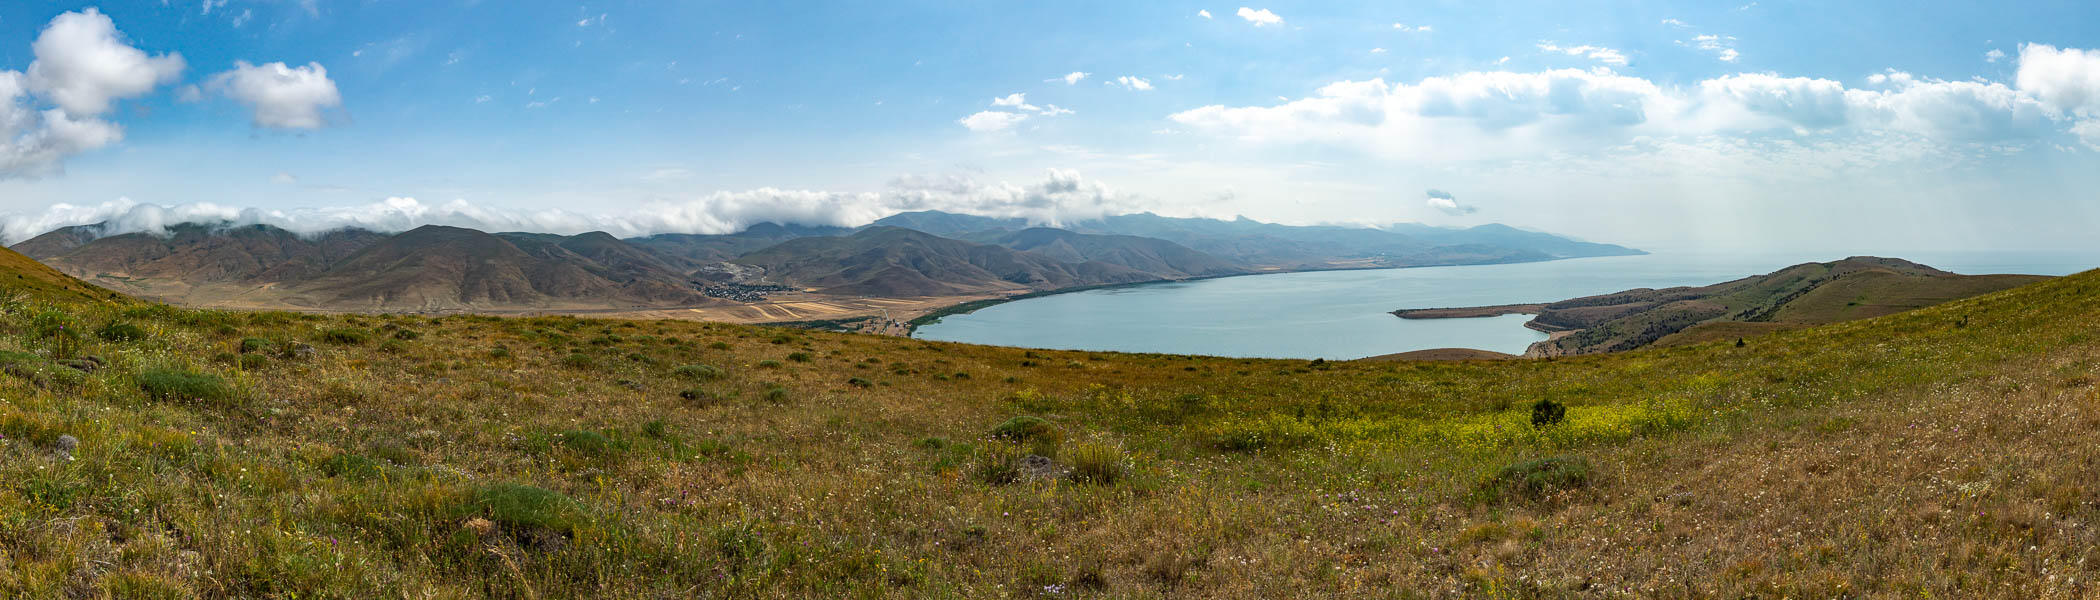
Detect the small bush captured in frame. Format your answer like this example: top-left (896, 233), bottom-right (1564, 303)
top-left (138, 368), bottom-right (234, 405)
top-left (846, 377), bottom-right (873, 388)
top-left (787, 352), bottom-right (812, 362)
top-left (971, 450), bottom-right (1022, 486)
top-left (95, 322), bottom-right (147, 342)
top-left (238, 337), bottom-right (272, 354)
top-left (392, 329), bottom-right (421, 340)
top-left (560, 353), bottom-right (597, 370)
top-left (469, 484), bottom-right (588, 535)
top-left (1531, 399), bottom-right (1567, 428)
top-left (757, 360), bottom-right (782, 369)
top-left (489, 346), bottom-right (513, 359)
top-left (318, 453), bottom-right (385, 479)
top-left (1065, 441), bottom-right (1126, 485)
top-left (989, 415), bottom-right (1058, 443)
top-left (914, 436), bottom-right (949, 450)
top-left (678, 388), bottom-right (717, 405)
top-left (318, 328), bottom-right (370, 345)
top-left (674, 364), bottom-right (726, 380)
top-left (761, 384), bottom-right (789, 403)
top-left (707, 341), bottom-right (731, 350)
top-left (238, 354), bottom-right (268, 370)
top-left (1480, 456), bottom-right (1592, 503)
top-left (558, 430), bottom-right (620, 457)
top-left (642, 419), bottom-right (671, 440)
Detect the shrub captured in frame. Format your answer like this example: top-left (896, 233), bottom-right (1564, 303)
top-left (914, 436), bottom-right (948, 450)
top-left (787, 352), bottom-right (812, 362)
top-left (238, 354), bottom-right (268, 370)
top-left (557, 430), bottom-right (620, 457)
top-left (318, 453), bottom-right (385, 479)
top-left (1531, 399), bottom-right (1568, 428)
top-left (674, 364), bottom-right (726, 380)
top-left (678, 388), bottom-right (716, 404)
top-left (1480, 456), bottom-right (1592, 503)
top-left (318, 328), bottom-right (370, 345)
top-left (845, 377), bottom-right (873, 388)
top-left (31, 310), bottom-right (82, 359)
top-left (989, 415), bottom-right (1058, 443)
top-left (707, 341), bottom-right (731, 350)
top-left (488, 346), bottom-right (513, 359)
top-left (761, 384), bottom-right (789, 403)
top-left (971, 450), bottom-right (1022, 486)
top-left (96, 322), bottom-right (147, 342)
top-left (642, 419), bottom-right (671, 440)
top-left (757, 360), bottom-right (783, 369)
top-left (1065, 441), bottom-right (1126, 485)
top-left (138, 368), bottom-right (234, 405)
top-left (469, 484), bottom-right (588, 535)
top-left (238, 337), bottom-right (272, 354)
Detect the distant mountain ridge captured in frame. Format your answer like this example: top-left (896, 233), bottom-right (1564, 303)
top-left (12, 210), bottom-right (1644, 314)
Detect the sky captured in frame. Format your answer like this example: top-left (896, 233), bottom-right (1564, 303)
top-left (0, 1), bottom-right (2098, 252)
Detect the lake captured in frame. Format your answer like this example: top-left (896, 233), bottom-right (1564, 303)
top-left (910, 250), bottom-right (2100, 360)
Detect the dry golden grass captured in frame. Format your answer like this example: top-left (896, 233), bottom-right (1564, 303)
top-left (0, 265), bottom-right (2096, 597)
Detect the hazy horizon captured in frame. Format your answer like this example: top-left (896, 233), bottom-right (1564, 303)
top-left (3, 2), bottom-right (2099, 252)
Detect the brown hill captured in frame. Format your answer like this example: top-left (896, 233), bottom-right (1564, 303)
top-left (967, 227), bottom-right (1248, 278)
top-left (1524, 256), bottom-right (2047, 356)
top-left (283, 226), bottom-right (711, 310)
top-left (734, 226), bottom-right (1158, 296)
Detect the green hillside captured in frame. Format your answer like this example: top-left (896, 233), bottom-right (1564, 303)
top-left (0, 253), bottom-right (2097, 597)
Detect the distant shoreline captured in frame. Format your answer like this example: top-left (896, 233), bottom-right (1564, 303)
top-left (906, 254), bottom-right (1632, 334)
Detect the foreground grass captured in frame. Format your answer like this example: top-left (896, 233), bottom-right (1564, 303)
top-left (0, 268), bottom-right (2097, 597)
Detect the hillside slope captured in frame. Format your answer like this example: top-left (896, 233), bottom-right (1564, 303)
top-left (734, 226), bottom-right (1159, 295)
top-left (0, 251), bottom-right (2094, 596)
top-left (967, 227), bottom-right (1249, 278)
top-left (1525, 256), bottom-right (2047, 355)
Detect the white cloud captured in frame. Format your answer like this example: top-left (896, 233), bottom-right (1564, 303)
top-left (1165, 74), bottom-right (1185, 81)
top-left (231, 9), bottom-right (254, 28)
top-left (1168, 63), bottom-right (2076, 163)
top-left (992, 92), bottom-right (1036, 110)
top-left (207, 61), bottom-right (343, 129)
top-left (1536, 42), bottom-right (1629, 66)
top-left (1392, 23), bottom-right (1431, 33)
top-left (1197, 9), bottom-right (1212, 19)
top-left (1424, 189), bottom-right (1475, 215)
top-left (1370, 48), bottom-right (1387, 54)
top-left (1985, 49), bottom-right (2006, 63)
top-left (1111, 76), bottom-right (1154, 91)
top-left (201, 0), bottom-right (227, 15)
top-left (26, 8), bottom-right (186, 116)
top-left (959, 110), bottom-right (1028, 132)
top-left (1689, 34), bottom-right (1741, 63)
top-left (1235, 7), bottom-right (1282, 26)
top-left (1662, 18), bottom-right (1690, 28)
top-left (2015, 43), bottom-right (2100, 116)
top-left (1049, 71), bottom-right (1088, 85)
top-left (0, 170), bottom-right (1144, 242)
top-left (1039, 105), bottom-right (1075, 117)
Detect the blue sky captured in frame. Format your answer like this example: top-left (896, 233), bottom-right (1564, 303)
top-left (0, 1), bottom-right (2097, 251)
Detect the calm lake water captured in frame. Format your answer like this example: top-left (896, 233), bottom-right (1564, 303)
top-left (911, 250), bottom-right (2100, 360)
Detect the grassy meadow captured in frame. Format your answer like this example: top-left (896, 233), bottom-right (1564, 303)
top-left (1, 259), bottom-right (2099, 597)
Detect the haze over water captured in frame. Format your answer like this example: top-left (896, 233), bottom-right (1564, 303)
top-left (913, 251), bottom-right (2100, 360)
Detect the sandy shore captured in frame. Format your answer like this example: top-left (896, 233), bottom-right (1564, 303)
top-left (1390, 303), bottom-right (1547, 319)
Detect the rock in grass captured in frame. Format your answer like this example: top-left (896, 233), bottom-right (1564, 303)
top-left (54, 434), bottom-right (78, 460)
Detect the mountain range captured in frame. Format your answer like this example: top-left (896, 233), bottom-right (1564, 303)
top-left (12, 211), bottom-right (1643, 314)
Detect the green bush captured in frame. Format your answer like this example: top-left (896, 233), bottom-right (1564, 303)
top-left (468, 484), bottom-right (588, 535)
top-left (757, 360), bottom-right (783, 369)
top-left (1065, 441), bottom-right (1126, 485)
top-left (138, 368), bottom-right (234, 405)
top-left (318, 328), bottom-right (369, 345)
top-left (707, 341), bottom-right (731, 350)
top-left (392, 329), bottom-right (421, 341)
top-left (238, 337), bottom-right (272, 354)
top-left (846, 377), bottom-right (873, 388)
top-left (318, 453), bottom-right (385, 479)
top-left (237, 354), bottom-right (268, 370)
top-left (1531, 399), bottom-right (1568, 428)
top-left (762, 384), bottom-right (789, 403)
top-left (787, 352), bottom-right (812, 362)
top-left (1480, 456), bottom-right (1592, 503)
top-left (557, 430), bottom-right (621, 456)
top-left (95, 322), bottom-right (147, 342)
top-left (674, 364), bottom-right (725, 380)
top-left (989, 415), bottom-right (1058, 442)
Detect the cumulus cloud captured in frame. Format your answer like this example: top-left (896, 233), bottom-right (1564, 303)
top-left (1049, 71), bottom-right (1088, 85)
top-left (1424, 189), bottom-right (1475, 215)
top-left (1985, 49), bottom-right (2006, 63)
top-left (0, 10), bottom-right (186, 178)
top-left (207, 61), bottom-right (343, 129)
top-left (1111, 76), bottom-right (1154, 91)
top-left (958, 110), bottom-right (1028, 132)
top-left (0, 170), bottom-right (1145, 243)
top-left (1197, 9), bottom-right (1212, 19)
top-left (25, 8), bottom-right (185, 117)
top-left (1690, 34), bottom-right (1740, 63)
top-left (991, 93), bottom-right (1037, 111)
top-left (1392, 23), bottom-right (1431, 33)
top-left (1169, 57), bottom-right (2085, 162)
top-left (1236, 7), bottom-right (1282, 26)
top-left (1537, 42), bottom-right (1628, 66)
